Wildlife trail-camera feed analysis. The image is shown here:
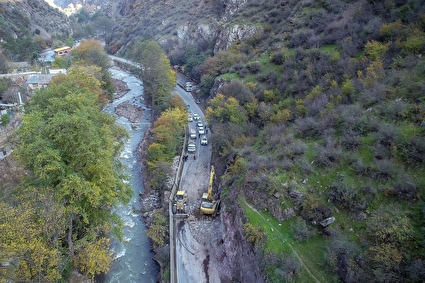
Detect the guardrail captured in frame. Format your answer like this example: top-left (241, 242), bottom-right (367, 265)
top-left (169, 125), bottom-right (189, 283)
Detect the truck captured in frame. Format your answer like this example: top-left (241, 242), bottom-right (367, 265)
top-left (178, 81), bottom-right (193, 92)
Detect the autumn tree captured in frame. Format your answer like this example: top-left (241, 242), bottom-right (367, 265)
top-left (206, 93), bottom-right (248, 125)
top-left (146, 210), bottom-right (168, 249)
top-left (366, 204), bottom-right (413, 276)
top-left (71, 40), bottom-right (115, 97)
top-left (13, 65), bottom-right (131, 279)
top-left (146, 106), bottom-right (186, 189)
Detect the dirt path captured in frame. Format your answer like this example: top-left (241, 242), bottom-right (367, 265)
top-left (242, 198), bottom-right (322, 283)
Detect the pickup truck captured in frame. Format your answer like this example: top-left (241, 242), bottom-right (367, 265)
top-left (178, 81), bottom-right (193, 92)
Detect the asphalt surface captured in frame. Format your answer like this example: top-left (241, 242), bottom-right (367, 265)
top-left (173, 76), bottom-right (220, 283)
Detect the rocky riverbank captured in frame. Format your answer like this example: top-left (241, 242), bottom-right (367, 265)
top-left (111, 78), bottom-right (161, 222)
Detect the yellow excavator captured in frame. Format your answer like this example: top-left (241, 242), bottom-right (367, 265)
top-left (200, 166), bottom-right (220, 215)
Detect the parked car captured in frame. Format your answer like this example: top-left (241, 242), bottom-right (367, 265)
top-left (197, 120), bottom-right (204, 127)
top-left (193, 113), bottom-right (200, 120)
top-left (188, 114), bottom-right (193, 122)
top-left (198, 126), bottom-right (205, 135)
top-left (200, 135), bottom-right (208, 145)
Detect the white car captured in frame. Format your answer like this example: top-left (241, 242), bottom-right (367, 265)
top-left (188, 142), bottom-right (196, 153)
top-left (197, 120), bottom-right (204, 127)
top-left (188, 114), bottom-right (193, 122)
top-left (200, 135), bottom-right (208, 145)
top-left (193, 113), bottom-right (200, 120)
top-left (198, 126), bottom-right (205, 135)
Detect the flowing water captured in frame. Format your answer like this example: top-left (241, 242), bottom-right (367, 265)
top-left (100, 68), bottom-right (159, 283)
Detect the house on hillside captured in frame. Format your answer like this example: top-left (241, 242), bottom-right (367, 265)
top-left (26, 74), bottom-right (54, 92)
top-left (8, 62), bottom-right (30, 73)
top-left (54, 46), bottom-right (72, 57)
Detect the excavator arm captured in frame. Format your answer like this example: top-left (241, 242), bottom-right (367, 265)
top-left (207, 166), bottom-right (215, 201)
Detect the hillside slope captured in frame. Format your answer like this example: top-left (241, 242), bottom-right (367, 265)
top-left (104, 0), bottom-right (425, 282)
top-left (0, 0), bottom-right (69, 42)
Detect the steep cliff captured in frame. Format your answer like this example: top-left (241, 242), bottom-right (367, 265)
top-left (100, 0), bottom-right (261, 56)
top-left (0, 0), bottom-right (69, 41)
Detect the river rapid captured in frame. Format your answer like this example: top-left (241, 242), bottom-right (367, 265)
top-left (100, 67), bottom-right (159, 283)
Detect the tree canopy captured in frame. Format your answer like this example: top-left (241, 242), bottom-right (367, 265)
top-left (134, 40), bottom-right (176, 116)
top-left (1, 63), bottom-right (131, 281)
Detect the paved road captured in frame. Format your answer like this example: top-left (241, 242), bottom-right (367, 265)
top-left (107, 57), bottom-right (216, 282)
top-left (173, 79), bottom-right (221, 283)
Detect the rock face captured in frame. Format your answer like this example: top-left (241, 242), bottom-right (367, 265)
top-left (214, 24), bottom-right (262, 53)
top-left (70, 0), bottom-right (261, 57)
top-left (213, 190), bottom-right (265, 282)
top-left (0, 0), bottom-right (69, 40)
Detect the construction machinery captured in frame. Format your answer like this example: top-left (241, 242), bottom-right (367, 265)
top-left (173, 190), bottom-right (187, 214)
top-left (200, 166), bottom-right (220, 215)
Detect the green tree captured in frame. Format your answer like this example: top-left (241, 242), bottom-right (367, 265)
top-left (66, 35), bottom-right (74, 47)
top-left (0, 54), bottom-right (8, 74)
top-left (71, 40), bottom-right (115, 97)
top-left (200, 74), bottom-right (216, 97)
top-left (146, 210), bottom-right (168, 249)
top-left (14, 66), bottom-right (131, 278)
top-left (51, 56), bottom-right (69, 69)
top-left (137, 40), bottom-right (176, 118)
top-left (2, 30), bottom-right (38, 61)
top-left (92, 14), bottom-right (114, 36)
top-left (1, 113), bottom-right (10, 126)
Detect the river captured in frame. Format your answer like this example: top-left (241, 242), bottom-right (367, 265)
top-left (100, 67), bottom-right (159, 283)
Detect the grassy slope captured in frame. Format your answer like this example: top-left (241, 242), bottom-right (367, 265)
top-left (207, 1), bottom-right (425, 282)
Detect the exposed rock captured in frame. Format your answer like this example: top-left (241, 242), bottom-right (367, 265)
top-left (115, 102), bottom-right (143, 123)
top-left (281, 208), bottom-right (296, 221)
top-left (112, 79), bottom-right (130, 99)
top-left (163, 191), bottom-right (171, 205)
top-left (288, 190), bottom-right (304, 203)
top-left (323, 227), bottom-right (337, 237)
top-left (337, 252), bottom-right (358, 283)
top-left (216, 194), bottom-right (265, 282)
top-left (319, 216), bottom-right (336, 227)
top-left (354, 211), bottom-right (367, 220)
top-left (214, 24), bottom-right (263, 53)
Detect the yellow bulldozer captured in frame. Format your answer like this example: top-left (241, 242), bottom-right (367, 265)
top-left (173, 190), bottom-right (187, 214)
top-left (200, 166), bottom-right (220, 215)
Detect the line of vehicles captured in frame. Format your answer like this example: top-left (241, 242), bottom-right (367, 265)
top-left (173, 110), bottom-right (220, 217)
